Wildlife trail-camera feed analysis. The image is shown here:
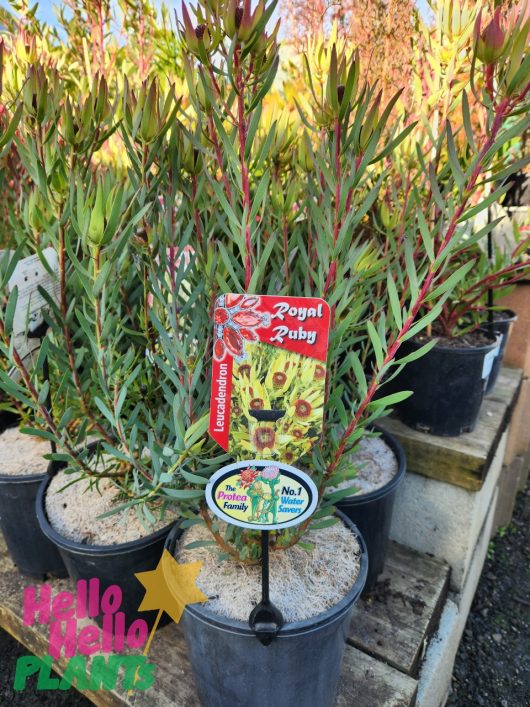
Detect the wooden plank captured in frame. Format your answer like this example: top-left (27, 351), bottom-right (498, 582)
top-left (337, 646), bottom-right (417, 707)
top-left (119, 623), bottom-right (200, 707)
top-left (486, 366), bottom-right (524, 406)
top-left (348, 542), bottom-right (450, 678)
top-left (379, 366), bottom-right (522, 491)
top-left (0, 536), bottom-right (418, 707)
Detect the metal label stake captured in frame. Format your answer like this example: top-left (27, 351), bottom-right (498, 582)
top-left (247, 408), bottom-right (285, 645)
top-left (205, 460), bottom-right (318, 646)
top-left (248, 530), bottom-right (284, 645)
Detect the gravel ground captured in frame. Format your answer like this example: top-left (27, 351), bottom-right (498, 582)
top-left (447, 481), bottom-right (530, 707)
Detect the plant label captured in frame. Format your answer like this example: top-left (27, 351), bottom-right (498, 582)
top-left (482, 343), bottom-right (500, 381)
top-left (209, 294), bottom-right (330, 462)
top-left (205, 460), bottom-right (318, 531)
top-left (7, 248), bottom-right (59, 363)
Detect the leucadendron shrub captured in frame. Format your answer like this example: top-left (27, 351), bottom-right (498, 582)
top-left (134, 0), bottom-right (530, 559)
top-left (380, 3), bottom-right (530, 341)
top-left (0, 0), bottom-right (529, 560)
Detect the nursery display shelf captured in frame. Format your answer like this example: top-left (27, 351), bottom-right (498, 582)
top-left (380, 366), bottom-right (522, 491)
top-left (0, 537), bottom-right (450, 707)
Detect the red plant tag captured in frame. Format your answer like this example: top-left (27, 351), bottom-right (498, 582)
top-left (209, 295), bottom-right (330, 459)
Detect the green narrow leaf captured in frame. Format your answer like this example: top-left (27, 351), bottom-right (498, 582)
top-left (4, 286), bottom-right (18, 334)
top-left (37, 380), bottom-right (50, 405)
top-left (310, 517), bottom-right (340, 530)
top-left (180, 469), bottom-right (209, 485)
top-left (350, 353), bottom-right (367, 397)
top-left (428, 164), bottom-right (445, 211)
top-left (94, 397), bottom-right (116, 426)
top-left (0, 103), bottom-right (23, 151)
top-left (394, 338), bottom-right (438, 365)
top-left (417, 209), bottom-right (435, 262)
top-left (461, 91), bottom-right (476, 153)
top-left (446, 121), bottom-right (465, 188)
top-left (458, 184), bottom-right (511, 223)
top-left (368, 390), bottom-right (413, 408)
top-left (367, 320), bottom-right (384, 368)
top-left (428, 260), bottom-right (475, 300)
top-left (248, 56), bottom-right (279, 113)
top-left (387, 274), bottom-right (402, 328)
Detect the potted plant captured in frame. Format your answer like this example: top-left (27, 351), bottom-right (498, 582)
top-left (384, 4), bottom-right (530, 436)
top-left (393, 231), bottom-right (530, 433)
top-left (0, 48), bottom-right (67, 579)
top-left (0, 55), bottom-right (186, 622)
top-left (128, 1), bottom-right (529, 703)
top-left (1, 3), bottom-right (528, 705)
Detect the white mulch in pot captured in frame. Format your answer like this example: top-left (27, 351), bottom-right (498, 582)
top-left (0, 426), bottom-right (50, 476)
top-left (329, 434), bottom-right (398, 496)
top-left (177, 521), bottom-right (362, 623)
top-left (46, 466), bottom-right (178, 545)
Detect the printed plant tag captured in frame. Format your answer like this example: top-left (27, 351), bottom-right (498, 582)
top-left (209, 294), bottom-right (330, 462)
top-left (7, 248), bottom-right (59, 363)
top-left (205, 460), bottom-right (318, 530)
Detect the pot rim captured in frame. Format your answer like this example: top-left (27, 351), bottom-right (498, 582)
top-left (410, 332), bottom-right (500, 355)
top-left (166, 509), bottom-right (368, 637)
top-left (0, 419), bottom-right (50, 483)
top-left (0, 471), bottom-right (48, 484)
top-left (35, 471), bottom-right (177, 557)
top-left (482, 308), bottom-right (518, 325)
top-left (334, 425), bottom-right (407, 506)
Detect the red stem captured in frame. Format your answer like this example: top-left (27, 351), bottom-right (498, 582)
top-left (235, 49), bottom-right (252, 291)
top-left (282, 217), bottom-right (290, 286)
top-left (208, 115), bottom-right (232, 203)
top-left (192, 176), bottom-right (203, 252)
top-left (325, 95), bottom-right (514, 481)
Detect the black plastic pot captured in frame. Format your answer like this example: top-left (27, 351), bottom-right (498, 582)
top-left (36, 471), bottom-right (174, 627)
top-left (0, 471), bottom-right (68, 578)
top-left (392, 334), bottom-right (499, 436)
top-left (165, 511), bottom-right (367, 707)
top-left (336, 427), bottom-right (406, 592)
top-left (484, 309), bottom-right (517, 394)
top-left (0, 417), bottom-right (67, 579)
top-left (0, 409), bottom-right (20, 430)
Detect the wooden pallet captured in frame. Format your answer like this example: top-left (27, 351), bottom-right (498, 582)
top-left (348, 543), bottom-right (450, 679)
top-left (0, 537), bottom-right (450, 707)
top-left (379, 367), bottom-right (522, 491)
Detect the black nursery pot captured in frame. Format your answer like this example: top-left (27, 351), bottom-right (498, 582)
top-left (484, 309), bottom-right (517, 394)
top-left (36, 470), bottom-right (175, 628)
top-left (165, 511), bottom-right (368, 707)
top-left (0, 417), bottom-right (67, 579)
top-left (336, 428), bottom-right (406, 592)
top-left (393, 334), bottom-right (499, 436)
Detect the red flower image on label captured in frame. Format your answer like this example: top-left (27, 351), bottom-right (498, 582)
top-left (232, 311), bottom-right (262, 327)
top-left (213, 339), bottom-right (225, 360)
top-left (238, 467), bottom-right (258, 488)
top-left (223, 327), bottom-right (244, 357)
top-left (225, 294), bottom-right (244, 307)
top-left (214, 308), bottom-right (229, 325)
top-left (213, 295), bottom-right (270, 362)
top-left (239, 327), bottom-right (258, 341)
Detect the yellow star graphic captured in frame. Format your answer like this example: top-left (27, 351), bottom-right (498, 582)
top-left (135, 549), bottom-right (208, 625)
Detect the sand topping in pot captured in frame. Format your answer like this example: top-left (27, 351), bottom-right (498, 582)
top-left (177, 520), bottom-right (362, 622)
top-left (0, 427), bottom-right (50, 476)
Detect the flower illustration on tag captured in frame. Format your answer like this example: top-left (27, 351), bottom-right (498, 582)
top-left (213, 294), bottom-right (270, 361)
